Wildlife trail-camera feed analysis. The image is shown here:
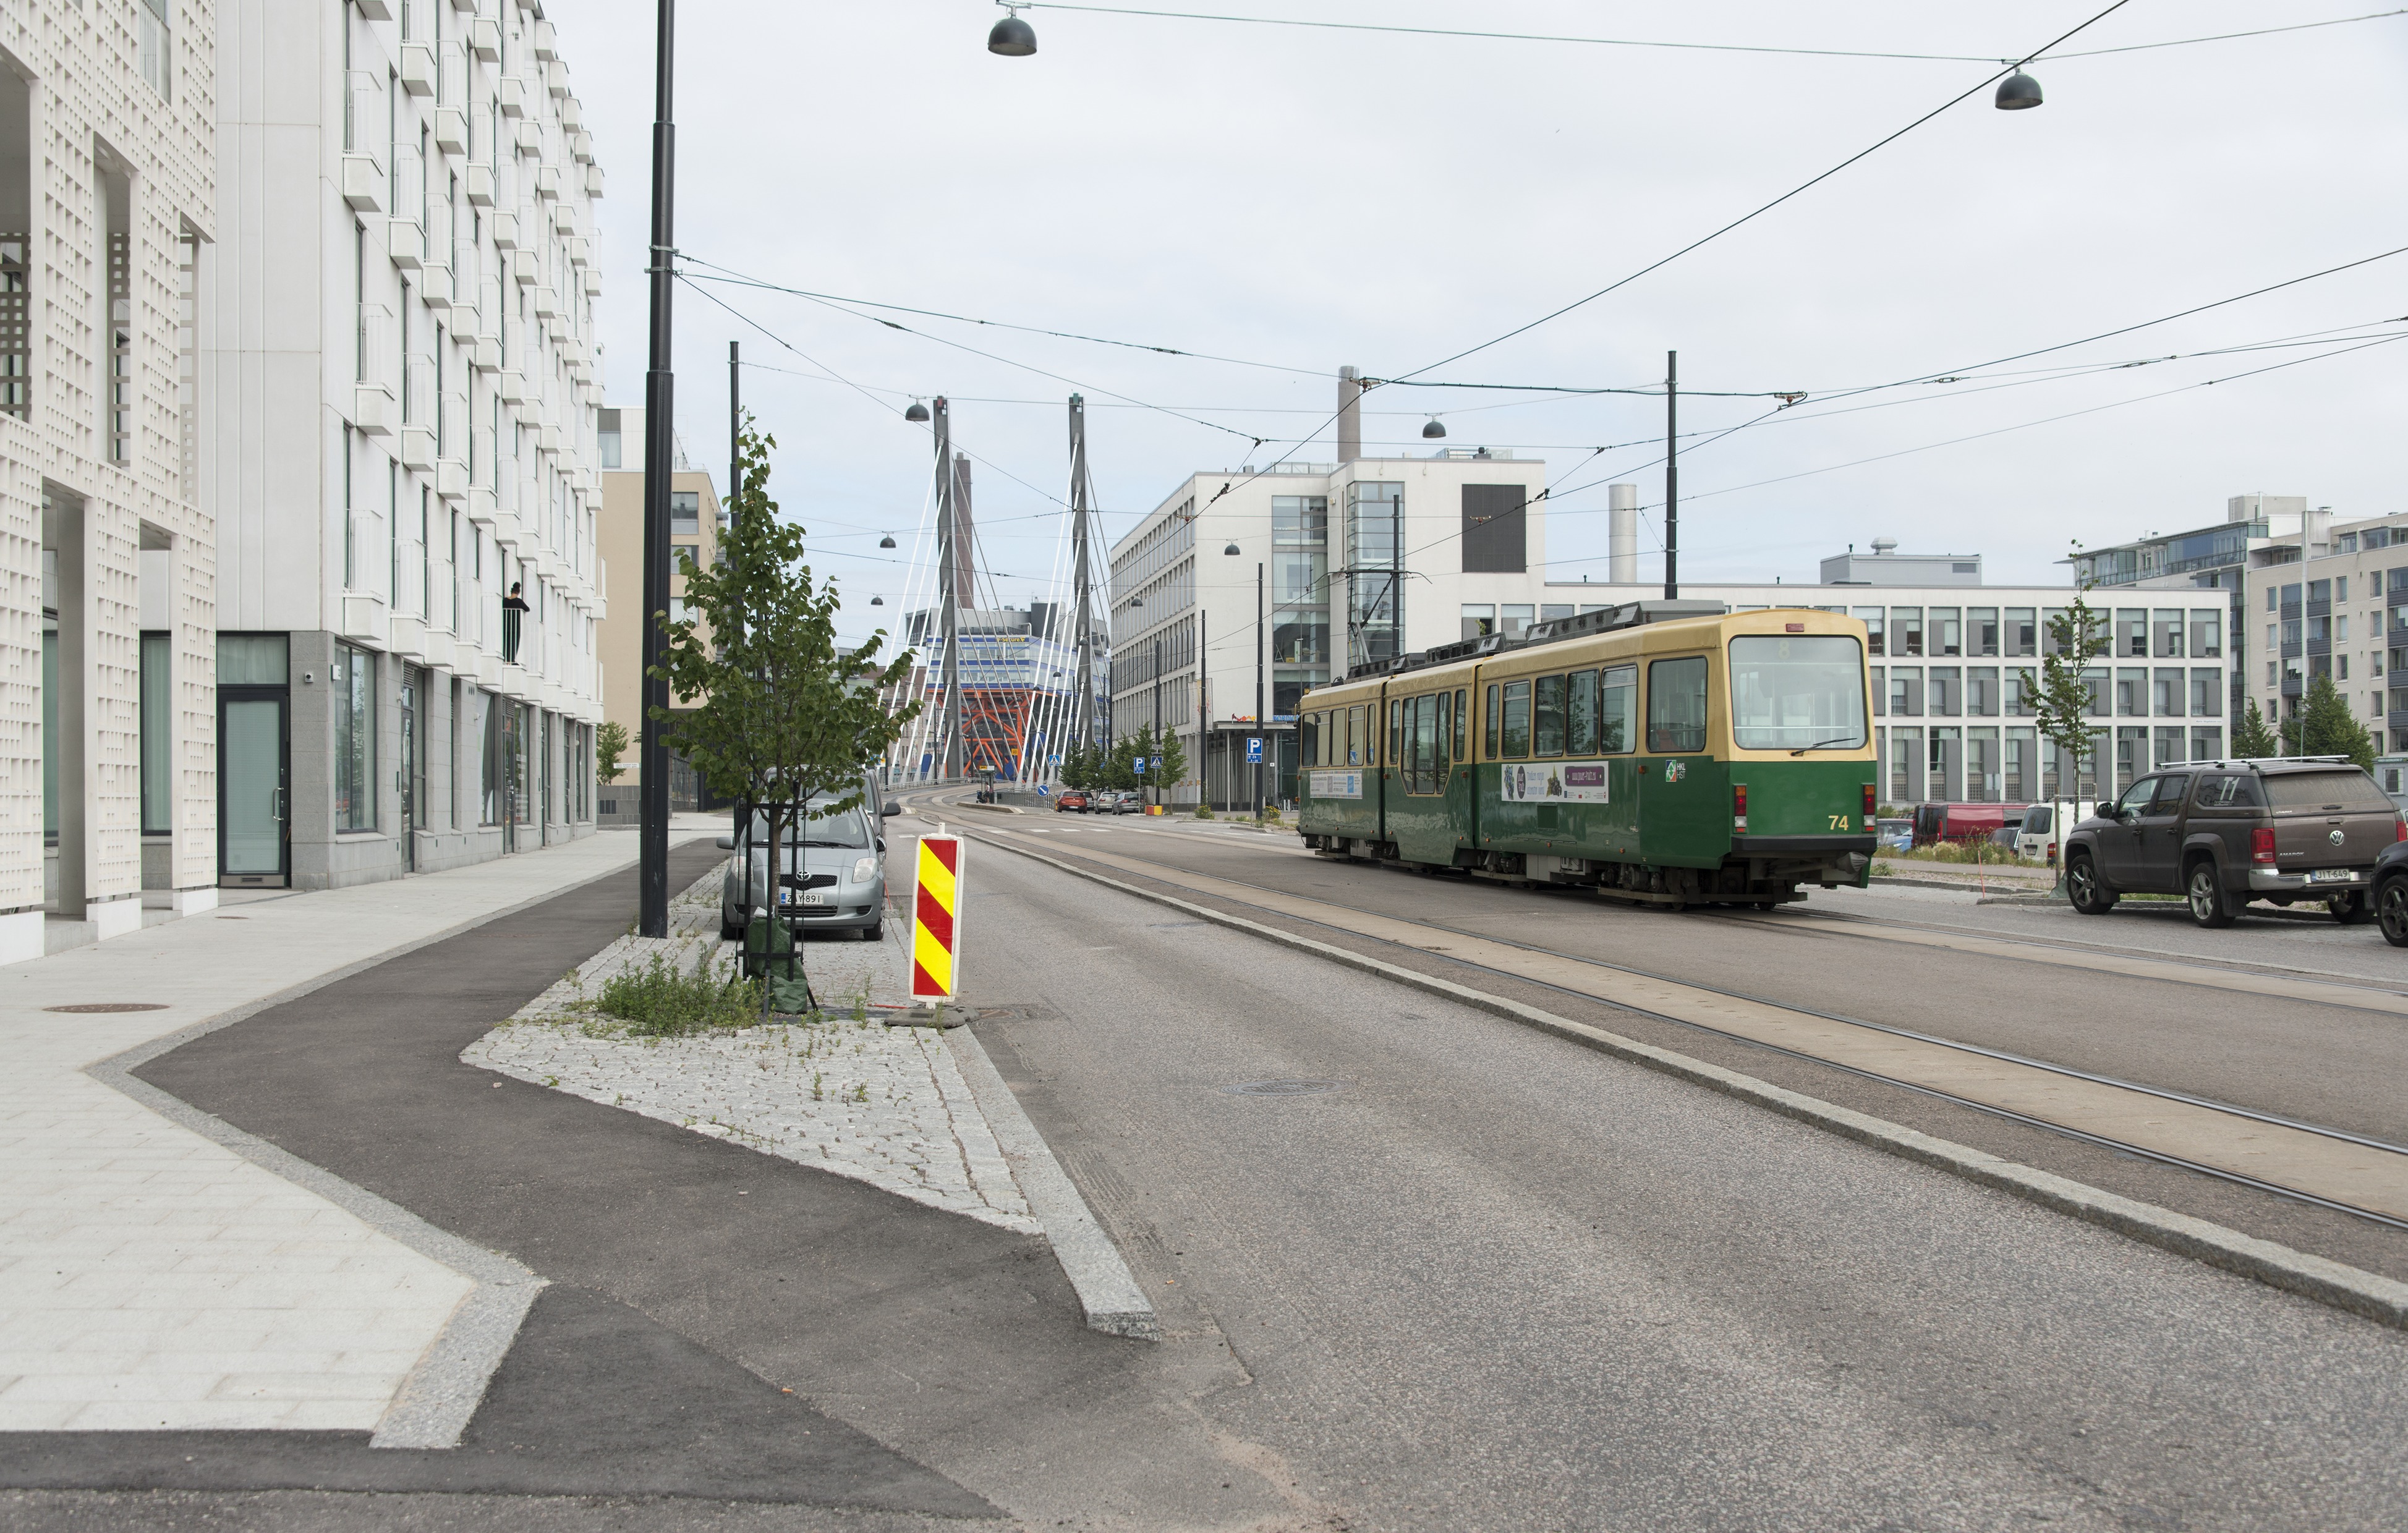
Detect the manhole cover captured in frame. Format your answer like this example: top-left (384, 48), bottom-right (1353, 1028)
top-left (1221, 1078), bottom-right (1343, 1097)
top-left (45, 1003), bottom-right (170, 1014)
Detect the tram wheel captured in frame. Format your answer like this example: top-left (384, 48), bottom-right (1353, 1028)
top-left (1753, 900), bottom-right (1776, 912)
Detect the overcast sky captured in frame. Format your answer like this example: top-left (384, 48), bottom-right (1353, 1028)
top-left (571, 1), bottom-right (2408, 645)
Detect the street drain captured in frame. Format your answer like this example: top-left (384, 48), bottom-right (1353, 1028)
top-left (1222, 1078), bottom-right (1343, 1097)
top-left (45, 1003), bottom-right (170, 1014)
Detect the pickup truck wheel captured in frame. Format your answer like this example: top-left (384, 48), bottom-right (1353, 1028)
top-left (2066, 854), bottom-right (2117, 915)
top-left (2329, 890), bottom-right (2372, 925)
top-left (2184, 860), bottom-right (2234, 928)
top-left (2377, 878), bottom-right (2408, 948)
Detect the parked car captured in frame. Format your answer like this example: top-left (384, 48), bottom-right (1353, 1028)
top-left (1107, 791), bottom-right (1144, 815)
top-left (1055, 790), bottom-right (1091, 813)
top-left (2372, 837), bottom-right (2408, 946)
top-left (2012, 800), bottom-right (2099, 866)
top-left (1874, 817), bottom-right (1913, 854)
top-left (2061, 758), bottom-right (2405, 928)
top-left (717, 773), bottom-right (899, 944)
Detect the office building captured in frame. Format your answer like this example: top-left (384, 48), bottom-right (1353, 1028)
top-left (594, 407), bottom-right (715, 816)
top-left (204, 0), bottom-right (606, 889)
top-left (2241, 507), bottom-right (2404, 749)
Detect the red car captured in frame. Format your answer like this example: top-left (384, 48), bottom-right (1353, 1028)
top-left (1054, 791), bottom-right (1090, 813)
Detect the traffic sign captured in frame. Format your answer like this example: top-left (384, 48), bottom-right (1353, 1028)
top-left (911, 835), bottom-right (964, 1003)
top-left (1134, 757), bottom-right (1147, 773)
top-left (1245, 737), bottom-right (1262, 763)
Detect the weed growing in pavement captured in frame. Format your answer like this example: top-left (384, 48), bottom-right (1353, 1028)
top-left (1193, 804), bottom-right (1214, 820)
top-left (590, 946), bottom-right (764, 1036)
top-left (1872, 860), bottom-right (1894, 877)
top-left (812, 1071), bottom-right (824, 1101)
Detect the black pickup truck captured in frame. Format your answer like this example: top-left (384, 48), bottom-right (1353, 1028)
top-left (2061, 757), bottom-right (2404, 928)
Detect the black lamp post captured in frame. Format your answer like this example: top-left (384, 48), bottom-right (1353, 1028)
top-left (637, 0), bottom-right (678, 938)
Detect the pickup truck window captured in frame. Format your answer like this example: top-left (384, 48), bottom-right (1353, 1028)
top-left (2197, 775), bottom-right (2266, 809)
top-left (2115, 778), bottom-right (2158, 817)
top-left (2150, 773), bottom-right (2193, 812)
top-left (2266, 771), bottom-right (2392, 811)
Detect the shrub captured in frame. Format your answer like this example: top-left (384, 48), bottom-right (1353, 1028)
top-left (1193, 804), bottom-right (1215, 820)
top-left (593, 946), bottom-right (762, 1037)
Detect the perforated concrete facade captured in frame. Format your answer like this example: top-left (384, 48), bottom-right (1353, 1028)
top-left (0, 0), bottom-right (218, 965)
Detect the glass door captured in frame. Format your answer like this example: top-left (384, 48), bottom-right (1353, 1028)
top-left (398, 668), bottom-right (420, 872)
top-left (219, 692), bottom-right (289, 884)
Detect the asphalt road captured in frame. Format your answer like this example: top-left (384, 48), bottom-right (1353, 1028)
top-left (975, 810), bottom-right (2408, 1276)
top-left (940, 834), bottom-right (2408, 1531)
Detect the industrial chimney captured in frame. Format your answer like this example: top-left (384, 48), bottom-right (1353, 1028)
top-left (1609, 484), bottom-right (1638, 584)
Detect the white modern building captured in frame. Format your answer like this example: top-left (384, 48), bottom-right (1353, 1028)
top-left (203, 0), bottom-right (605, 889)
top-left (1, 0), bottom-right (218, 964)
top-left (1551, 551), bottom-right (2233, 807)
top-left (1110, 438), bottom-right (1560, 809)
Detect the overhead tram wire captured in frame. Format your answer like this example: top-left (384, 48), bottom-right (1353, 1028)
top-left (1008, 4), bottom-right (2406, 64)
top-left (1388, 0), bottom-right (2139, 385)
top-left (678, 256), bottom-right (1327, 380)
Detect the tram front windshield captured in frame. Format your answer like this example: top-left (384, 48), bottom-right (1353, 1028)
top-left (1729, 635), bottom-right (1866, 751)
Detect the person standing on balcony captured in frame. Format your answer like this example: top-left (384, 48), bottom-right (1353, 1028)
top-left (503, 580), bottom-right (530, 664)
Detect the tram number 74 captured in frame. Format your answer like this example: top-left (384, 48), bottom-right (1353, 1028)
top-left (1827, 814), bottom-right (1853, 830)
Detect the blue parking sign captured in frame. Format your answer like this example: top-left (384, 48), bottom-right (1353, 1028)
top-left (1134, 757), bottom-right (1147, 773)
top-left (1245, 737), bottom-right (1262, 763)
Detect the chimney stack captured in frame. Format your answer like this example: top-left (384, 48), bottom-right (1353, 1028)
top-left (1337, 365), bottom-right (1361, 463)
top-left (1609, 484), bottom-right (1638, 584)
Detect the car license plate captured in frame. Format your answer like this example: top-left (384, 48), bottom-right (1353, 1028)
top-left (2307, 868), bottom-right (2355, 884)
top-left (781, 889), bottom-right (830, 906)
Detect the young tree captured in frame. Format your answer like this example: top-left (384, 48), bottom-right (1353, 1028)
top-left (1103, 734), bottom-right (1139, 792)
top-left (652, 420), bottom-right (919, 1009)
top-left (2232, 697), bottom-right (2280, 759)
top-left (595, 719), bottom-right (631, 785)
top-left (2021, 581), bottom-right (2108, 879)
top-left (2281, 673), bottom-right (2376, 770)
top-left (1150, 725), bottom-right (1188, 805)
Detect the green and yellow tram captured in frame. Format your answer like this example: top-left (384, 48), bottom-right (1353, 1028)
top-left (1295, 603), bottom-right (1876, 909)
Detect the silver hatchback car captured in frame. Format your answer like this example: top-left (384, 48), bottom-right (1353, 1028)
top-left (718, 792), bottom-right (894, 943)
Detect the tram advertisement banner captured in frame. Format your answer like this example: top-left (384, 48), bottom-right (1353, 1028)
top-left (1309, 770), bottom-right (1363, 799)
top-left (1500, 762), bottom-right (1610, 804)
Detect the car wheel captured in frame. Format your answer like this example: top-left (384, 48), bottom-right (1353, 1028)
top-left (2377, 879), bottom-right (2408, 947)
top-left (2329, 890), bottom-right (2372, 925)
top-left (862, 919), bottom-right (884, 943)
top-left (720, 911), bottom-right (741, 941)
top-left (2184, 860), bottom-right (2233, 928)
top-left (2066, 854), bottom-right (2117, 915)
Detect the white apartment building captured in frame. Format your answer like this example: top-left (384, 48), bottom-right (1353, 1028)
top-left (1550, 561), bottom-right (2233, 807)
top-left (1110, 448), bottom-right (1557, 809)
top-left (1, 0), bottom-right (217, 965)
top-left (205, 0), bottom-right (605, 889)
top-left (2242, 507), bottom-right (2404, 750)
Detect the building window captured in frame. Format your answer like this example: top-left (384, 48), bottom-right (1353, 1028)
top-left (1853, 607), bottom-right (1884, 655)
top-left (2152, 609), bottom-right (2184, 658)
top-left (138, 0), bottom-right (172, 100)
top-left (1893, 607), bottom-right (1923, 657)
top-left (1461, 603), bottom-right (1495, 642)
top-left (140, 632), bottom-right (171, 833)
top-left (1888, 666), bottom-right (1922, 717)
top-left (671, 488), bottom-right (699, 534)
top-left (334, 644), bottom-right (377, 831)
top-left (2005, 608), bottom-right (2036, 658)
top-left (2153, 668), bottom-right (2183, 716)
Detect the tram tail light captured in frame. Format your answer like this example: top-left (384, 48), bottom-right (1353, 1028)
top-left (1861, 783), bottom-right (1876, 822)
top-left (2251, 828), bottom-right (2278, 865)
top-left (1733, 783), bottom-right (1748, 831)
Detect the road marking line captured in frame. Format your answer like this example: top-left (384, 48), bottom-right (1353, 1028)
top-left (970, 825), bottom-right (2408, 1223)
top-left (966, 827), bottom-right (2408, 1332)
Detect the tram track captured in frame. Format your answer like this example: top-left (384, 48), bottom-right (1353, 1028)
top-left (919, 803), bottom-right (2408, 1235)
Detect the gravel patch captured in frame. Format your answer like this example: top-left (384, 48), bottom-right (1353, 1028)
top-left (461, 872), bottom-right (1037, 1234)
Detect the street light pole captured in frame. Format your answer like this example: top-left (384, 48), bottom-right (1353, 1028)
top-left (636, 0), bottom-right (677, 939)
top-left (1664, 349), bottom-right (1678, 601)
top-left (1254, 559), bottom-right (1265, 820)
top-left (1152, 633), bottom-right (1162, 809)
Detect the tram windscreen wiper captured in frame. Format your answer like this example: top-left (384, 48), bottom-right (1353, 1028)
top-left (1789, 737), bottom-right (1860, 756)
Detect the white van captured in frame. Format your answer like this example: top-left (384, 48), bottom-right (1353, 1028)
top-left (2014, 800), bottom-right (2098, 866)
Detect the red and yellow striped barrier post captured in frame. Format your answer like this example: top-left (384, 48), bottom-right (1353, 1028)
top-left (911, 835), bottom-right (963, 1003)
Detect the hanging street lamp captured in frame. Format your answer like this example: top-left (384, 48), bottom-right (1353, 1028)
top-left (1422, 417), bottom-right (1447, 439)
top-left (989, 3), bottom-right (1036, 56)
top-left (1994, 70), bottom-right (2043, 109)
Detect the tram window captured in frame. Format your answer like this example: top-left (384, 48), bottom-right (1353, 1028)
top-left (1534, 675), bottom-right (1565, 757)
top-left (1647, 656), bottom-right (1709, 753)
top-left (1301, 713), bottom-right (1321, 767)
top-left (1485, 684), bottom-right (1500, 758)
top-left (1599, 665), bottom-right (1636, 753)
top-left (1413, 695), bottom-right (1439, 791)
top-left (1729, 635), bottom-right (1867, 751)
top-left (1501, 680), bottom-right (1532, 758)
top-left (1452, 689), bottom-right (1468, 762)
top-left (1437, 690), bottom-right (1453, 774)
top-left (1567, 670), bottom-right (1598, 755)
top-left (1389, 700), bottom-right (1402, 768)
top-left (1346, 705), bottom-right (1362, 766)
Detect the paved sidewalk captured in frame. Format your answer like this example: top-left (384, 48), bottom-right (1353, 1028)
top-left (0, 820), bottom-right (719, 1435)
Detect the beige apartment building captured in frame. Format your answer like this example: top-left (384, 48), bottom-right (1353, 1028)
top-left (595, 406), bottom-right (718, 817)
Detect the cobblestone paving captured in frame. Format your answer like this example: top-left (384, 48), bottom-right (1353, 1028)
top-left (462, 872), bottom-right (1036, 1233)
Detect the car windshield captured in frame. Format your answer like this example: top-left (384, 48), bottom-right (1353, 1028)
top-left (747, 800), bottom-right (872, 849)
top-left (1729, 635), bottom-right (1866, 751)
top-left (2265, 771), bottom-right (2393, 811)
